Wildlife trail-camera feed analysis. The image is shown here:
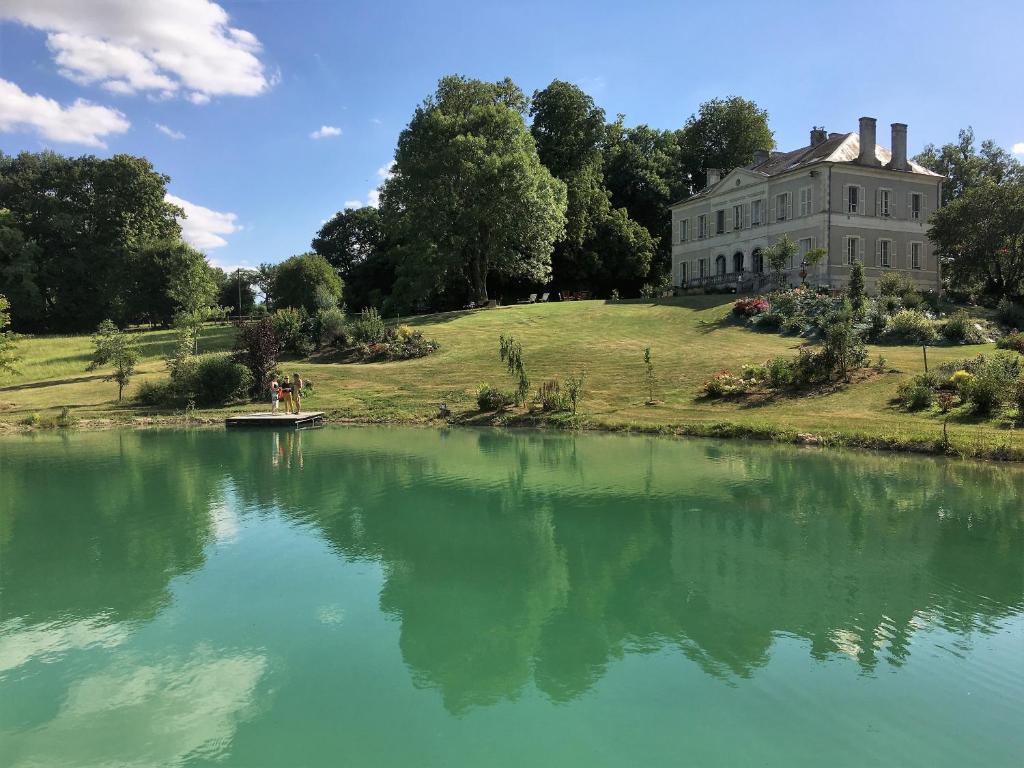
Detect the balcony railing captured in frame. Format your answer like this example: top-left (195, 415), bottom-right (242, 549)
top-left (678, 271), bottom-right (779, 293)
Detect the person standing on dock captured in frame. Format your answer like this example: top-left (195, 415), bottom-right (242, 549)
top-left (279, 376), bottom-right (293, 413)
top-left (269, 375), bottom-right (281, 413)
top-left (291, 373), bottom-right (303, 414)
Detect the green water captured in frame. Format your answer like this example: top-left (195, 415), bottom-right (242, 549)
top-left (0, 427), bottom-right (1022, 767)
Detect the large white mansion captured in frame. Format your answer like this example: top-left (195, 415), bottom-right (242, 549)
top-left (669, 117), bottom-right (944, 293)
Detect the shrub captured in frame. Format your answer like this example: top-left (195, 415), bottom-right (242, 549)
top-left (880, 294), bottom-right (904, 314)
top-left (996, 331), bottom-right (1024, 354)
top-left (477, 383), bottom-right (515, 411)
top-left (949, 370), bottom-right (975, 395)
top-left (752, 312), bottom-right (784, 331)
top-left (348, 307), bottom-right (387, 344)
top-left (192, 354), bottom-right (254, 406)
top-left (878, 272), bottom-right (916, 297)
top-left (822, 319), bottom-right (867, 378)
top-left (996, 297), bottom-right (1024, 329)
top-left (961, 352), bottom-right (1021, 414)
top-left (537, 378), bottom-right (569, 412)
top-left (765, 357), bottom-right (796, 388)
top-left (882, 310), bottom-right (937, 344)
top-left (703, 372), bottom-right (749, 398)
top-left (942, 310), bottom-right (981, 343)
top-left (741, 363), bottom-right (768, 381)
top-left (272, 307), bottom-right (313, 355)
top-left (732, 297), bottom-right (769, 317)
top-left (1015, 377), bottom-right (1024, 421)
top-left (315, 306), bottom-right (347, 348)
top-left (781, 316), bottom-right (807, 335)
top-left (897, 376), bottom-right (935, 410)
top-left (901, 290), bottom-right (924, 310)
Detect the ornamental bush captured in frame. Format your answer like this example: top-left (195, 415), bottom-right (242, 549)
top-left (348, 307), bottom-right (387, 344)
top-left (702, 372), bottom-right (749, 398)
top-left (896, 375), bottom-right (935, 410)
top-left (996, 331), bottom-right (1024, 354)
top-left (272, 307), bottom-right (313, 355)
top-left (942, 310), bottom-right (982, 344)
top-left (732, 297), bottom-right (769, 317)
top-left (882, 310), bottom-right (938, 344)
top-left (477, 383), bottom-right (515, 411)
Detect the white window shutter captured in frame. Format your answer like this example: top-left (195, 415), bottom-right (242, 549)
top-left (843, 185), bottom-right (849, 212)
top-left (907, 191), bottom-right (912, 218)
top-left (875, 239), bottom-right (881, 265)
top-left (890, 191), bottom-right (897, 218)
top-left (786, 193), bottom-right (792, 220)
top-left (875, 190), bottom-right (881, 216)
top-left (860, 186), bottom-right (866, 215)
top-left (858, 237), bottom-right (864, 262)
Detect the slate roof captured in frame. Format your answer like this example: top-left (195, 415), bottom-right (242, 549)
top-left (675, 131), bottom-right (942, 206)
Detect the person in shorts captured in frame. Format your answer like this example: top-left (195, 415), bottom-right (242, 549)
top-left (269, 374), bottom-right (281, 413)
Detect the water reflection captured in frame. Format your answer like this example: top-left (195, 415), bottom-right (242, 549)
top-left (1, 426), bottom-right (1022, 730)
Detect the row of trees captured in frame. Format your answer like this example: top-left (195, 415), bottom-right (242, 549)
top-left (309, 76), bottom-right (774, 311)
top-left (0, 151), bottom-right (263, 333)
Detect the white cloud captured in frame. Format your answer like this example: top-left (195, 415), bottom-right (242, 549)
top-left (155, 123), bottom-right (185, 140)
top-left (367, 189), bottom-right (382, 207)
top-left (309, 125), bottom-right (341, 140)
top-left (370, 117), bottom-right (382, 125)
top-left (343, 200), bottom-right (362, 210)
top-left (0, 77), bottom-right (129, 147)
top-left (166, 193), bottom-right (240, 250)
top-left (377, 161), bottom-right (395, 181)
top-left (1013, 142), bottom-right (1024, 155)
top-left (0, 0), bottom-right (272, 103)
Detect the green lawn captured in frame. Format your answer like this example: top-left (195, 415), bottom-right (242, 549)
top-left (2, 298), bottom-right (1020, 459)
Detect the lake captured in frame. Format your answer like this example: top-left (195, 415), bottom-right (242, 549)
top-left (0, 426), bottom-right (1022, 767)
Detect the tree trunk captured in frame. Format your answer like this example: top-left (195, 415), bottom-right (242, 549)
top-left (470, 251), bottom-right (488, 304)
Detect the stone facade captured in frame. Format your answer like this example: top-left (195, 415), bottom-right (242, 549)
top-left (668, 118), bottom-right (944, 294)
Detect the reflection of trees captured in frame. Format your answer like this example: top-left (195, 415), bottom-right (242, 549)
top-left (264, 428), bottom-right (1024, 712)
top-left (0, 431), bottom-right (219, 628)
top-left (3, 426), bottom-right (1021, 717)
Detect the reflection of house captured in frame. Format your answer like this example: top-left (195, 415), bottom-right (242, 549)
top-left (669, 117), bottom-right (944, 293)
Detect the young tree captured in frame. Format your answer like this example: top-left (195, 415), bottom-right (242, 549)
top-left (643, 346), bottom-right (656, 404)
top-left (168, 252), bottom-right (221, 355)
top-left (499, 333), bottom-right (530, 405)
top-left (384, 75), bottom-right (567, 305)
top-left (0, 294), bottom-right (20, 374)
top-left (272, 252), bottom-right (344, 315)
top-left (801, 246), bottom-right (828, 284)
top-left (87, 320), bottom-right (140, 400)
top-left (848, 259), bottom-right (866, 315)
top-left (763, 235), bottom-right (797, 284)
top-left (929, 181), bottom-right (1024, 299)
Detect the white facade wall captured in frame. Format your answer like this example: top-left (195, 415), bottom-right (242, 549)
top-left (669, 163), bottom-right (943, 293)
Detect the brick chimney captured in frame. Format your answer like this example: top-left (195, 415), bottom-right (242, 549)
top-left (706, 168), bottom-right (720, 186)
top-left (810, 126), bottom-right (827, 146)
top-left (858, 116), bottom-right (880, 166)
top-left (890, 122), bottom-right (908, 171)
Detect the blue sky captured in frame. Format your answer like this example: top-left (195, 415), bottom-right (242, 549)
top-left (1, 0), bottom-right (1022, 271)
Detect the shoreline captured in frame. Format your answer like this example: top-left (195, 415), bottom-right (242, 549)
top-left (3, 409), bottom-right (1021, 464)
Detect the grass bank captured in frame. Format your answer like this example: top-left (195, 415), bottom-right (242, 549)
top-left (2, 297), bottom-right (1020, 460)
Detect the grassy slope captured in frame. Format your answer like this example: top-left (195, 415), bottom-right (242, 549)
top-left (2, 297), bottom-right (1019, 457)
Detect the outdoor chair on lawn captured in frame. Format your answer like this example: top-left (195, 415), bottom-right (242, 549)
top-left (539, 292), bottom-right (550, 302)
top-left (517, 293), bottom-right (537, 304)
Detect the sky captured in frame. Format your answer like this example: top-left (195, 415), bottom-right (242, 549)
top-left (1, 0), bottom-right (1022, 272)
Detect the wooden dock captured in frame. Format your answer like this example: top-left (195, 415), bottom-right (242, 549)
top-left (225, 411), bottom-right (325, 429)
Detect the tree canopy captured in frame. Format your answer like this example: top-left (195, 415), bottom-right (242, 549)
top-left (384, 75), bottom-right (567, 305)
top-left (272, 252), bottom-right (343, 314)
top-left (929, 181), bottom-right (1024, 300)
top-left (0, 151), bottom-right (181, 331)
top-left (914, 127), bottom-right (1023, 205)
top-left (677, 97), bottom-right (774, 189)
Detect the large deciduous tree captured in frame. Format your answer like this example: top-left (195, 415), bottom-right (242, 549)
top-left (914, 128), bottom-right (1023, 205)
top-left (0, 151), bottom-right (181, 331)
top-left (929, 181), bottom-right (1024, 300)
top-left (677, 97), bottom-right (774, 188)
top-left (603, 121), bottom-right (684, 278)
top-left (312, 206), bottom-right (394, 310)
top-left (384, 75), bottom-right (567, 305)
top-left (272, 252), bottom-right (343, 314)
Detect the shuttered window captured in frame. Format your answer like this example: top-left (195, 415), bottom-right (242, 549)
top-left (799, 187), bottom-right (813, 216)
top-left (751, 199), bottom-right (763, 225)
top-left (877, 238), bottom-right (892, 267)
top-left (716, 209), bottom-right (726, 234)
top-left (877, 189), bottom-right (892, 217)
top-left (845, 236), bottom-right (860, 265)
top-left (910, 193), bottom-right (922, 220)
top-left (911, 242), bottom-right (922, 270)
top-left (679, 218), bottom-right (688, 242)
top-left (734, 204), bottom-right (743, 230)
top-left (776, 193), bottom-right (791, 221)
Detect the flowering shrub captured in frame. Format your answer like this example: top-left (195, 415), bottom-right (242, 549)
top-left (997, 331), bottom-right (1024, 354)
top-left (949, 370), bottom-right (975, 394)
top-left (733, 297), bottom-right (769, 317)
top-left (703, 372), bottom-right (749, 398)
